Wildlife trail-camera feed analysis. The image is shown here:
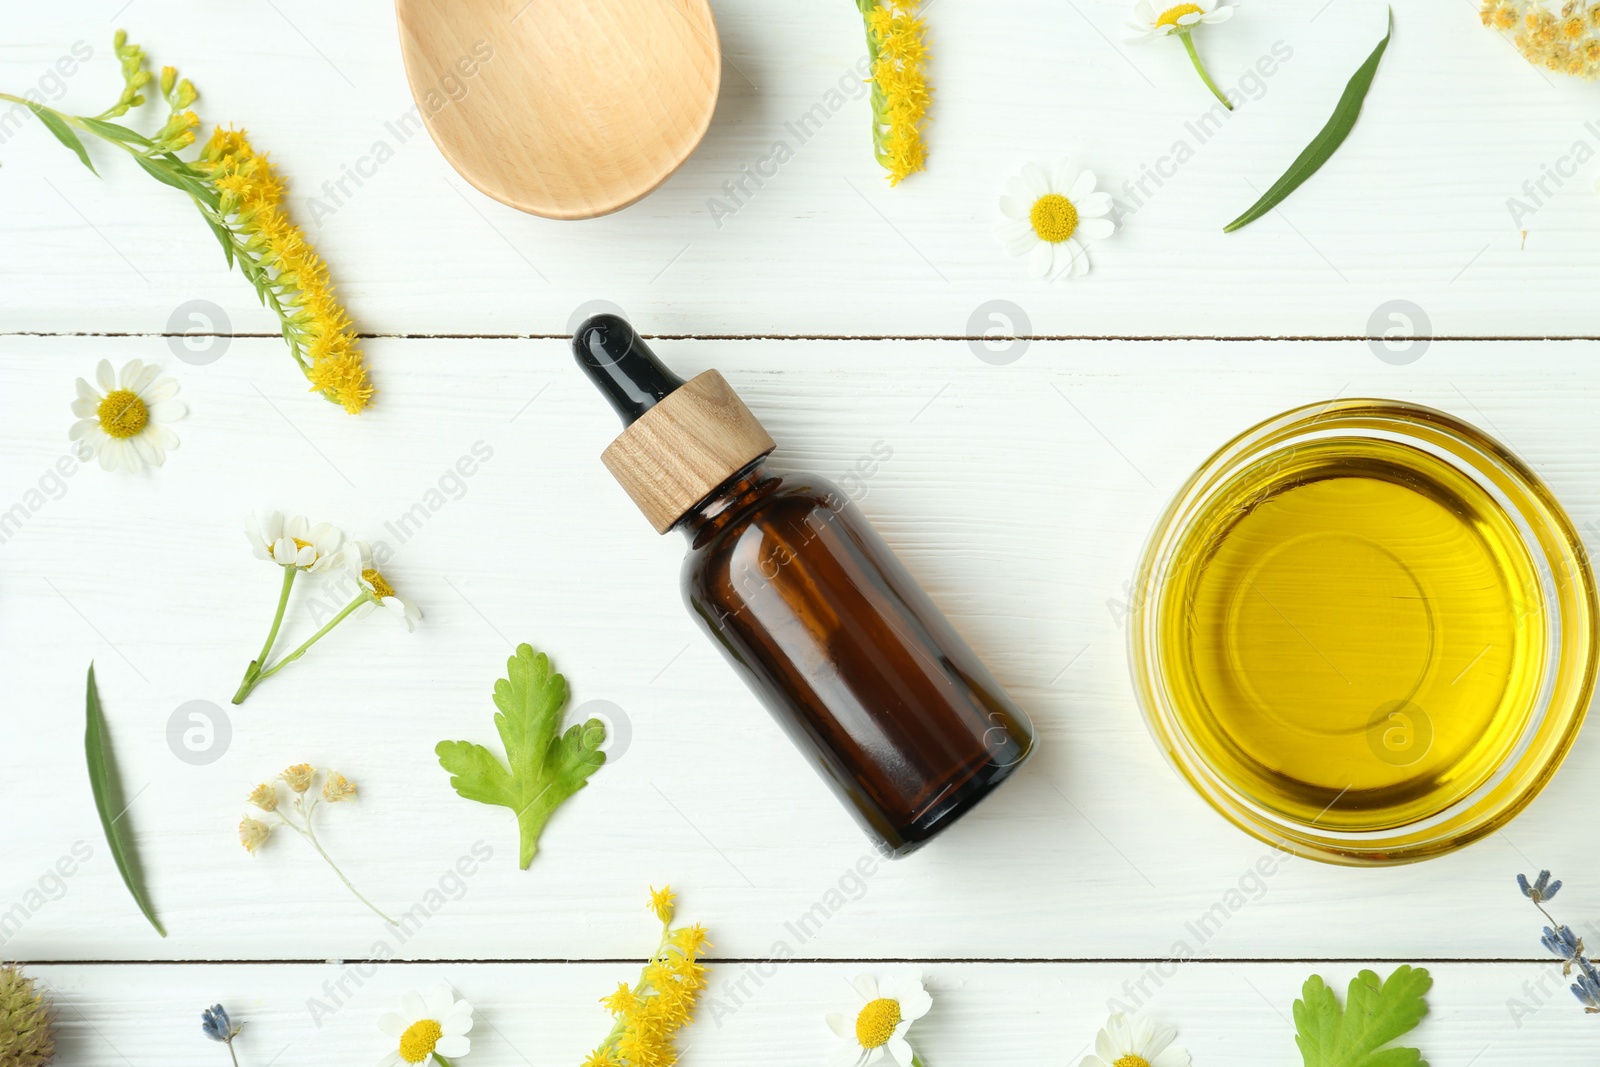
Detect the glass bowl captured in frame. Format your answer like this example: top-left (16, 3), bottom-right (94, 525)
top-left (1129, 399), bottom-right (1597, 865)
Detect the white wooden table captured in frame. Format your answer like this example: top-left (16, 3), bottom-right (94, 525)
top-left (4, 0), bottom-right (1600, 1063)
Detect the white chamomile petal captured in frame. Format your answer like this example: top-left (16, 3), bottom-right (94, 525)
top-left (95, 359), bottom-right (116, 392)
top-left (424, 985), bottom-right (455, 1019)
top-left (148, 398), bottom-right (187, 422)
top-left (1152, 1047), bottom-right (1190, 1067)
top-left (1078, 191), bottom-right (1114, 217)
top-left (130, 362), bottom-right (161, 395)
top-left (1070, 170), bottom-right (1098, 200)
top-left (826, 1012), bottom-right (852, 1039)
top-left (1079, 216), bottom-right (1116, 241)
top-left (1020, 162), bottom-right (1051, 197)
top-left (886, 1035), bottom-right (917, 1067)
top-left (999, 194), bottom-right (1031, 219)
top-left (1027, 241), bottom-right (1055, 278)
top-left (377, 1013), bottom-right (408, 1038)
top-left (435, 1035), bottom-right (470, 1057)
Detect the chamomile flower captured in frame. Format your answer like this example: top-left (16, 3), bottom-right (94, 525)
top-left (377, 985), bottom-right (474, 1067)
top-left (245, 511), bottom-right (347, 572)
top-left (232, 530), bottom-right (420, 703)
top-left (1129, 0), bottom-right (1237, 109)
top-left (826, 973), bottom-right (932, 1067)
top-left (344, 540), bottom-right (423, 632)
top-left (1079, 1012), bottom-right (1190, 1067)
top-left (994, 162), bottom-right (1115, 281)
top-left (1130, 0), bottom-right (1234, 40)
top-left (68, 359), bottom-right (186, 472)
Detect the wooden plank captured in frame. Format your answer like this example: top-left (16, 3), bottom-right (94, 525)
top-left (24, 961), bottom-right (1598, 1065)
top-left (0, 0), bottom-right (1597, 336)
top-left (0, 335), bottom-right (1596, 963)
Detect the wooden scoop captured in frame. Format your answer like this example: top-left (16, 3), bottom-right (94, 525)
top-left (396, 0), bottom-right (721, 220)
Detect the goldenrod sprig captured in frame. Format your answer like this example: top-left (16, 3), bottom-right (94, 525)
top-left (855, 0), bottom-right (931, 185)
top-left (582, 887), bottom-right (711, 1067)
top-left (0, 31), bottom-right (374, 413)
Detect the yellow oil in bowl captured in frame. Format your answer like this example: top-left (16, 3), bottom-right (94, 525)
top-left (1131, 400), bottom-right (1596, 864)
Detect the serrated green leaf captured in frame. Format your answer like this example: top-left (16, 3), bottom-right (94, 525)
top-left (85, 663), bottom-right (166, 937)
top-left (1224, 7), bottom-right (1392, 233)
top-left (25, 102), bottom-right (97, 175)
top-left (437, 644), bottom-right (606, 870)
top-left (78, 117), bottom-right (153, 147)
top-left (1295, 965), bottom-right (1431, 1067)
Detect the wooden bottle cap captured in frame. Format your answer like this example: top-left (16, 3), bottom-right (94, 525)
top-left (601, 370), bottom-right (775, 533)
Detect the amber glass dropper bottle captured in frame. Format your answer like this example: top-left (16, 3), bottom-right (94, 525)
top-left (574, 314), bottom-right (1037, 857)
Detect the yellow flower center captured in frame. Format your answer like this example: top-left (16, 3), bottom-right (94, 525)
top-left (363, 568), bottom-right (395, 599)
top-left (855, 998), bottom-right (901, 1049)
top-left (1114, 1057), bottom-right (1152, 1067)
top-left (1156, 3), bottom-right (1204, 27)
top-left (399, 1019), bottom-right (442, 1063)
top-left (96, 389), bottom-right (149, 439)
top-left (1030, 193), bottom-right (1079, 243)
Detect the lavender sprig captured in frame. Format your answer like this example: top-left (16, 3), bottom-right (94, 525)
top-left (1517, 870), bottom-right (1600, 1013)
top-left (202, 1004), bottom-right (242, 1066)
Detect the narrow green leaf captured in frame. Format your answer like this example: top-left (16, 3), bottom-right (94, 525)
top-left (203, 215), bottom-right (235, 268)
top-left (24, 102), bottom-right (97, 175)
top-left (1224, 7), bottom-right (1393, 233)
top-left (78, 117), bottom-right (153, 147)
top-left (132, 153), bottom-right (200, 195)
top-left (85, 663), bottom-right (166, 937)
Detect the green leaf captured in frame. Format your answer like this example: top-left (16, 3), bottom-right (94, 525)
top-left (1294, 966), bottom-right (1431, 1067)
top-left (132, 153), bottom-right (201, 195)
top-left (436, 644), bottom-right (606, 870)
top-left (1224, 7), bottom-right (1392, 233)
top-left (78, 117), bottom-right (153, 147)
top-left (24, 102), bottom-right (97, 175)
top-left (203, 215), bottom-right (235, 268)
top-left (84, 663), bottom-right (166, 937)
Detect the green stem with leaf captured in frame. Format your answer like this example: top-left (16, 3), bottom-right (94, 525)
top-left (234, 591), bottom-right (369, 704)
top-left (0, 90), bottom-right (319, 376)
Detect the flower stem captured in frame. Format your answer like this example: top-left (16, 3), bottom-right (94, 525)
top-left (224, 1037), bottom-right (240, 1067)
top-left (1180, 31), bottom-right (1233, 111)
top-left (232, 566), bottom-right (297, 703)
top-left (276, 807), bottom-right (396, 925)
top-left (236, 593), bottom-right (368, 702)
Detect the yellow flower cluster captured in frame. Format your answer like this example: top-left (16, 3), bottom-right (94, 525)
top-left (859, 0), bottom-right (932, 185)
top-left (199, 127), bottom-right (374, 413)
top-left (583, 887), bottom-right (711, 1067)
top-left (1483, 0), bottom-right (1600, 77)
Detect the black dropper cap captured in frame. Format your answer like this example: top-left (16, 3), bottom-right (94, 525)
top-left (573, 314), bottom-right (686, 427)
